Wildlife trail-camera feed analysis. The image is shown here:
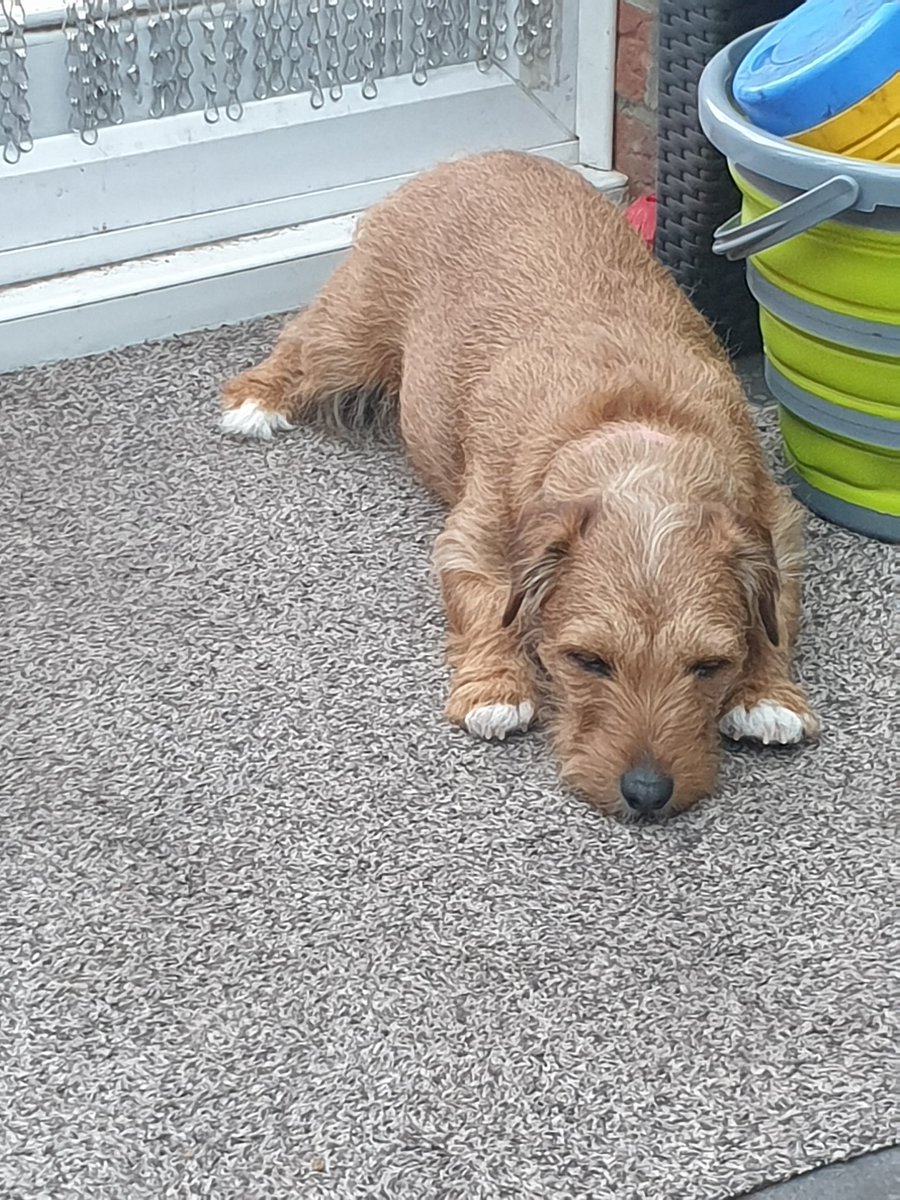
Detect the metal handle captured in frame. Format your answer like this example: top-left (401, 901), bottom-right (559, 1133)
top-left (712, 174), bottom-right (861, 260)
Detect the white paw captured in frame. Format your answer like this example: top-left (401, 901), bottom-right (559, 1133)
top-left (719, 700), bottom-right (815, 746)
top-left (221, 399), bottom-right (294, 440)
top-left (464, 701), bottom-right (535, 741)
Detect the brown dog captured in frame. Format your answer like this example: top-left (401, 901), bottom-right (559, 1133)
top-left (222, 151), bottom-right (819, 818)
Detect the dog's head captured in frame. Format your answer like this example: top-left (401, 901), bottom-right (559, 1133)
top-left (503, 494), bottom-right (779, 818)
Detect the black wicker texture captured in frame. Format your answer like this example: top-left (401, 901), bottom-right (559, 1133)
top-left (655, 0), bottom-right (800, 357)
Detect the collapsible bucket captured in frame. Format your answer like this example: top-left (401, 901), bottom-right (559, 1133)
top-left (698, 26), bottom-right (900, 544)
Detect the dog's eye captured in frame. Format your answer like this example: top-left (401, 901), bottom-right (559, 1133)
top-left (690, 659), bottom-right (728, 679)
top-left (569, 652), bottom-right (614, 678)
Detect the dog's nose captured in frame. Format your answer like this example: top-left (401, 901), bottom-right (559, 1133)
top-left (620, 765), bottom-right (674, 814)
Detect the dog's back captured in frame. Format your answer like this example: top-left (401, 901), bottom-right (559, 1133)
top-left (224, 150), bottom-right (751, 492)
top-left (353, 151), bottom-right (724, 374)
top-left (331, 152), bottom-right (755, 506)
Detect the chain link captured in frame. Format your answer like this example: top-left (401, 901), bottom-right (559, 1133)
top-left (358, 0), bottom-right (378, 98)
top-left (370, 0), bottom-right (386, 81)
top-left (515, 0), bottom-right (551, 63)
top-left (476, 0), bottom-right (513, 69)
top-left (434, 0), bottom-right (454, 65)
top-left (409, 0), bottom-right (426, 83)
top-left (271, 0), bottom-right (288, 91)
top-left (535, 0), bottom-right (552, 61)
top-left (386, 0), bottom-right (401, 75)
top-left (513, 0), bottom-right (530, 61)
top-left (305, 0), bottom-right (324, 107)
top-left (118, 0), bottom-right (141, 102)
top-left (80, 0), bottom-right (106, 126)
top-left (0, 0), bottom-right (31, 163)
top-left (490, 0), bottom-right (508, 63)
top-left (198, 0), bottom-right (218, 119)
top-left (171, 0), bottom-right (194, 111)
top-left (250, 0), bottom-right (267, 97)
top-left (284, 0), bottom-right (305, 91)
top-left (222, 0), bottom-right (245, 118)
top-left (474, 0), bottom-right (489, 70)
top-left (94, 0), bottom-right (126, 125)
top-left (340, 0), bottom-right (361, 82)
top-left (452, 0), bottom-right (469, 62)
top-left (323, 0), bottom-right (342, 101)
top-left (253, 0), bottom-right (288, 99)
top-left (147, 0), bottom-right (176, 117)
top-left (65, 0), bottom-right (97, 140)
top-left (422, 0), bottom-right (441, 69)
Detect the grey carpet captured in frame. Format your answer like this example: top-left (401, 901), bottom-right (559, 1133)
top-left (1, 317), bottom-right (897, 1200)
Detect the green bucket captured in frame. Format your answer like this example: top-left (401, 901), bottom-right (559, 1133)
top-left (699, 27), bottom-right (900, 543)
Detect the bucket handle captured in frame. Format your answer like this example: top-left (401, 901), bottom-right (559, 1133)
top-left (712, 174), bottom-right (860, 260)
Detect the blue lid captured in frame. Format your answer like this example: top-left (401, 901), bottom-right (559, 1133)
top-left (733, 0), bottom-right (900, 137)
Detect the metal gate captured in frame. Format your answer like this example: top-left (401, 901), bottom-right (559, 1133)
top-left (0, 0), bottom-right (619, 368)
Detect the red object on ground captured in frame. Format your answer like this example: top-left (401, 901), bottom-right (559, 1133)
top-left (625, 194), bottom-right (656, 249)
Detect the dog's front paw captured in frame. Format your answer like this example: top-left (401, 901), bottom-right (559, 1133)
top-left (463, 701), bottom-right (535, 741)
top-left (221, 372), bottom-right (294, 440)
top-left (221, 398), bottom-right (294, 440)
top-left (446, 679), bottom-right (536, 742)
top-left (719, 697), bottom-right (819, 745)
top-left (446, 662), bottom-right (537, 742)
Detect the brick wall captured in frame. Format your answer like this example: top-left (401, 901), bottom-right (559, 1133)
top-left (613, 0), bottom-right (658, 197)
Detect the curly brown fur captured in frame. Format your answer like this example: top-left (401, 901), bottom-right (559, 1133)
top-left (222, 151), bottom-right (819, 818)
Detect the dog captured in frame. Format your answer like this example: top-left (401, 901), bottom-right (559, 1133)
top-left (221, 151), bottom-right (819, 818)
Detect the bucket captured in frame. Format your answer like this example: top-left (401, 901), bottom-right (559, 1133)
top-left (698, 25), bottom-right (900, 544)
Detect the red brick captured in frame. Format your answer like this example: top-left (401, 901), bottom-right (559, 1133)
top-left (615, 1), bottom-right (653, 107)
top-left (613, 102), bottom-right (657, 197)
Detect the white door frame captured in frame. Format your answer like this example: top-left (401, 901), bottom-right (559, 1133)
top-left (576, 0), bottom-right (617, 170)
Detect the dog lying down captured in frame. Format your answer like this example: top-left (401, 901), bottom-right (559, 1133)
top-left (222, 151), bottom-right (819, 819)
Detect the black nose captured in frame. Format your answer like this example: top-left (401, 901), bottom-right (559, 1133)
top-left (620, 765), bottom-right (674, 814)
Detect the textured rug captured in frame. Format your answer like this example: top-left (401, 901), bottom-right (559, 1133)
top-left (2, 318), bottom-right (897, 1200)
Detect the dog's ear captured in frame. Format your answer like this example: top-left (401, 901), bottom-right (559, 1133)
top-left (707, 508), bottom-right (780, 647)
top-left (733, 518), bottom-right (781, 647)
top-left (502, 498), bottom-right (597, 628)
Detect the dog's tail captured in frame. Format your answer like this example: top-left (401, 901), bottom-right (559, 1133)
top-left (313, 385), bottom-right (398, 442)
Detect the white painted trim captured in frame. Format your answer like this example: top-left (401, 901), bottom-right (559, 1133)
top-left (575, 0), bottom-right (618, 171)
top-left (1, 252), bottom-right (349, 374)
top-left (0, 213), bottom-right (359, 323)
top-left (0, 217), bottom-right (354, 372)
top-left (5, 161), bottom-right (627, 328)
top-left (2, 65), bottom-right (574, 282)
top-left (572, 164), bottom-right (628, 198)
top-left (0, 158), bottom-right (625, 371)
top-left (1, 139), bottom-right (580, 284)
